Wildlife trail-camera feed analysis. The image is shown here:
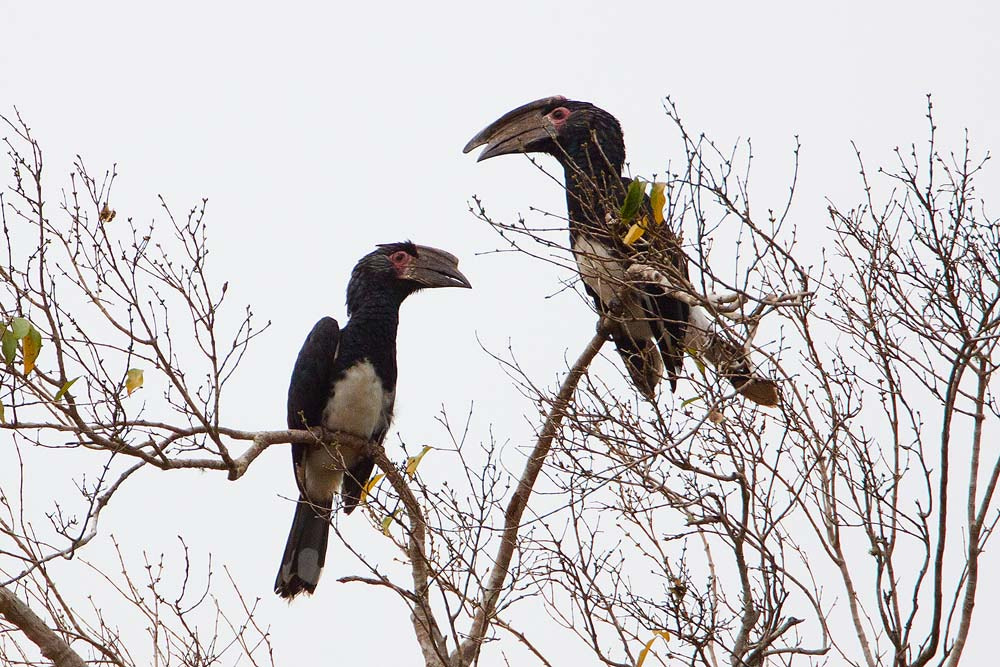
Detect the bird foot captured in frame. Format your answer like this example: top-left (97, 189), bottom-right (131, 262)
top-left (606, 295), bottom-right (625, 317)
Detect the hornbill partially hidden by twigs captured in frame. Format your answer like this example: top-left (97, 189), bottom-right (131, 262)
top-left (464, 96), bottom-right (778, 406)
top-left (274, 242), bottom-right (471, 599)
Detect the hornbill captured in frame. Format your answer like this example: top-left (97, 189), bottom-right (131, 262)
top-left (464, 96), bottom-right (777, 405)
top-left (274, 242), bottom-right (471, 599)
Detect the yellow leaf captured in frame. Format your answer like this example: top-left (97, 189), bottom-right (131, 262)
top-left (22, 327), bottom-right (41, 375)
top-left (685, 348), bottom-right (706, 375)
top-left (623, 224), bottom-right (644, 246)
top-left (669, 577), bottom-right (688, 601)
top-left (623, 215), bottom-right (650, 246)
top-left (404, 445), bottom-right (433, 479)
top-left (636, 630), bottom-right (671, 667)
top-left (0, 402), bottom-right (4, 424)
top-left (381, 509), bottom-right (400, 536)
top-left (125, 368), bottom-right (144, 396)
top-left (360, 473), bottom-right (384, 504)
top-left (99, 203), bottom-right (116, 223)
top-left (650, 182), bottom-right (667, 224)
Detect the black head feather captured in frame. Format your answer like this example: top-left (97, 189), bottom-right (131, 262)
top-left (465, 97), bottom-right (625, 174)
top-left (553, 101), bottom-right (626, 173)
top-left (346, 243), bottom-right (416, 315)
top-left (346, 242), bottom-right (470, 315)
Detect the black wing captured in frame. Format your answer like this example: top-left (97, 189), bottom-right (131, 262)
top-left (286, 316), bottom-right (341, 495)
top-left (639, 239), bottom-right (689, 391)
top-left (586, 178), bottom-right (690, 394)
top-left (623, 177), bottom-right (690, 390)
top-left (641, 284), bottom-right (688, 391)
top-left (342, 457), bottom-right (377, 514)
top-left (573, 274), bottom-right (661, 399)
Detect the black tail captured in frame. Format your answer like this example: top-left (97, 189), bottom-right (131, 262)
top-left (722, 357), bottom-right (780, 407)
top-left (637, 281), bottom-right (689, 394)
top-left (610, 330), bottom-right (662, 400)
top-left (274, 497), bottom-right (332, 599)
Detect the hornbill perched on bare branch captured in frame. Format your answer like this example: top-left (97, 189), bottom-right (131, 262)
top-left (464, 96), bottom-right (777, 405)
top-left (275, 242), bottom-right (471, 599)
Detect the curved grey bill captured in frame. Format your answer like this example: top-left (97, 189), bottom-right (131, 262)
top-left (406, 245), bottom-right (472, 289)
top-left (463, 95), bottom-right (567, 161)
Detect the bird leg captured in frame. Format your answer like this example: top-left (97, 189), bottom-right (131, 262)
top-left (625, 263), bottom-right (811, 335)
top-left (604, 294), bottom-right (627, 319)
top-left (625, 264), bottom-right (747, 316)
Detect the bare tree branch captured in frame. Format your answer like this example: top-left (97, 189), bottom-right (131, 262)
top-left (0, 586), bottom-right (87, 667)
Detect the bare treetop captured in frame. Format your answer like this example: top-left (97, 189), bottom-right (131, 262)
top-left (2, 97), bottom-right (999, 667)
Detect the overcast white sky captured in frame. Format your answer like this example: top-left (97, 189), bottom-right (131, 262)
top-left (2, 1), bottom-right (999, 665)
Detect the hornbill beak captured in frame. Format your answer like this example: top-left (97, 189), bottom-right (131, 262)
top-left (403, 245), bottom-right (472, 289)
top-left (463, 96), bottom-right (567, 161)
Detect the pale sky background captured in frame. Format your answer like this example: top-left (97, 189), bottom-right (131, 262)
top-left (1, 1), bottom-right (998, 665)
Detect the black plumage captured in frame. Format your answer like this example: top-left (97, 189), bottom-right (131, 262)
top-left (465, 96), bottom-right (778, 405)
top-left (275, 242), bottom-right (470, 599)
top-left (464, 97), bottom-right (689, 398)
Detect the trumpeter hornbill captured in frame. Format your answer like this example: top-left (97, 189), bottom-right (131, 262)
top-left (275, 242), bottom-right (471, 599)
top-left (464, 96), bottom-right (688, 398)
top-left (464, 96), bottom-right (777, 405)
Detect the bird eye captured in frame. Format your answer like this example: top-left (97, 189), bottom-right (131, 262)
top-left (390, 251), bottom-right (409, 265)
top-left (549, 107), bottom-right (570, 122)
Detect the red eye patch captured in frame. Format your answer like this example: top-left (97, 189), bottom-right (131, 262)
top-left (390, 251), bottom-right (412, 273)
top-left (548, 107), bottom-right (571, 127)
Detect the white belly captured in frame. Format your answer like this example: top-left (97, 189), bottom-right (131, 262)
top-left (572, 236), bottom-right (653, 341)
top-left (303, 360), bottom-right (394, 502)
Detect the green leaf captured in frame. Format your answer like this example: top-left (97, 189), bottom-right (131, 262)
top-left (2, 331), bottom-right (16, 365)
top-left (0, 401), bottom-right (5, 425)
top-left (10, 318), bottom-right (30, 339)
top-left (619, 179), bottom-right (646, 224)
top-left (381, 509), bottom-right (400, 536)
top-left (54, 377), bottom-right (80, 402)
top-left (680, 395), bottom-right (704, 408)
top-left (23, 326), bottom-right (42, 375)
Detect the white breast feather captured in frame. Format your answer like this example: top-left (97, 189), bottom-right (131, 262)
top-left (302, 360), bottom-right (393, 502)
top-left (572, 236), bottom-right (653, 341)
top-left (322, 361), bottom-right (389, 439)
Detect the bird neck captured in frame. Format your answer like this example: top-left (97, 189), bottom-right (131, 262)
top-left (342, 290), bottom-right (405, 388)
top-left (355, 278), bottom-right (417, 330)
top-left (346, 287), bottom-right (405, 336)
top-left (553, 121), bottom-right (626, 231)
top-left (561, 157), bottom-right (624, 232)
